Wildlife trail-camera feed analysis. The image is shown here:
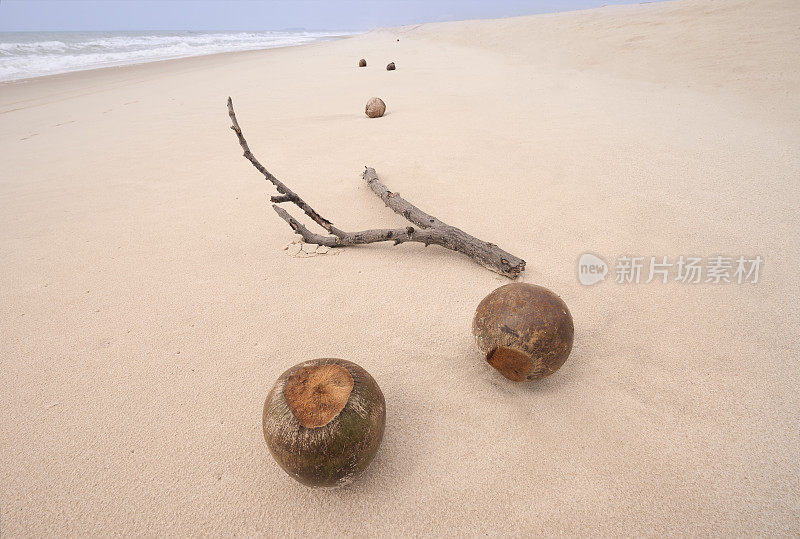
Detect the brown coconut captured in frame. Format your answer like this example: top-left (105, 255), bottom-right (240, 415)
top-left (262, 358), bottom-right (386, 487)
top-left (365, 97), bottom-right (386, 118)
top-left (358, 58), bottom-right (367, 67)
top-left (472, 283), bottom-right (574, 381)
top-left (386, 61), bottom-right (396, 71)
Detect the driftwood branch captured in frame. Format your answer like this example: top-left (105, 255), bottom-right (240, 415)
top-left (227, 97), bottom-right (526, 278)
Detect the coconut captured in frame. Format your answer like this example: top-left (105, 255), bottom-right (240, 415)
top-left (358, 58), bottom-right (367, 67)
top-left (386, 62), bottom-right (396, 71)
top-left (472, 283), bottom-right (574, 381)
top-left (365, 97), bottom-right (386, 118)
top-left (262, 358), bottom-right (386, 487)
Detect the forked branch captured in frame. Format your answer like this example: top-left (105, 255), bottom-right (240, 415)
top-left (227, 97), bottom-right (525, 278)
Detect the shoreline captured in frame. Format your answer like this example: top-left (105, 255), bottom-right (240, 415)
top-left (0, 1), bottom-right (672, 86)
top-left (0, 32), bottom-right (358, 85)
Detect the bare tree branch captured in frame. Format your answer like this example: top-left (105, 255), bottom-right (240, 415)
top-left (228, 97), bottom-right (526, 278)
top-left (362, 167), bottom-right (526, 277)
top-left (227, 97), bottom-right (345, 237)
top-left (364, 167), bottom-right (443, 229)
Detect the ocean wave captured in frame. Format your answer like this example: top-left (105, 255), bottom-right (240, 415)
top-left (0, 31), bottom-right (352, 81)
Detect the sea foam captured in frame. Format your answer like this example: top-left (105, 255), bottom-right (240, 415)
top-left (0, 30), bottom-right (353, 82)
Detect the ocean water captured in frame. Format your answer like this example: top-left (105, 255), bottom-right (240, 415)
top-left (0, 30), bottom-right (354, 82)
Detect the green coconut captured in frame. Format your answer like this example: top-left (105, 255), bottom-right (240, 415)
top-left (262, 358), bottom-right (386, 487)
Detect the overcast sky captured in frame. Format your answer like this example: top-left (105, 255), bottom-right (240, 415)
top-left (0, 0), bottom-right (657, 32)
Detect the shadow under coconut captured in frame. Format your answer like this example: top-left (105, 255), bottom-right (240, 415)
top-left (299, 110), bottom-right (394, 123)
top-left (282, 386), bottom-right (432, 495)
top-left (305, 112), bottom-right (357, 122)
top-left (345, 390), bottom-right (430, 490)
top-left (464, 336), bottom-right (578, 397)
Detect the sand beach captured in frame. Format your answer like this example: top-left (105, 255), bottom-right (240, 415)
top-left (1, 0), bottom-right (798, 535)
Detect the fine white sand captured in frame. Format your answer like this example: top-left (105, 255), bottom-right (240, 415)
top-left (1, 0), bottom-right (798, 535)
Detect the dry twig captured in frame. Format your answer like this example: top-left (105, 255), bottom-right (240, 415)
top-left (227, 97), bottom-right (526, 278)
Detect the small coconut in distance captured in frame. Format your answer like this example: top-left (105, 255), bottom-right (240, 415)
top-left (263, 358), bottom-right (386, 487)
top-left (358, 58), bottom-right (367, 67)
top-left (365, 97), bottom-right (386, 118)
top-left (472, 283), bottom-right (574, 381)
